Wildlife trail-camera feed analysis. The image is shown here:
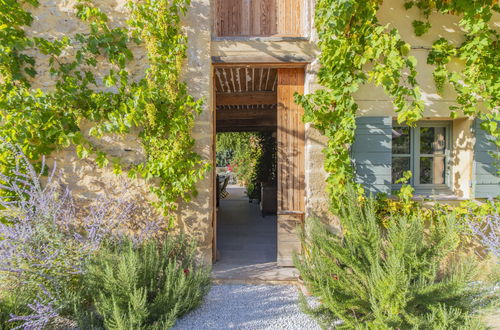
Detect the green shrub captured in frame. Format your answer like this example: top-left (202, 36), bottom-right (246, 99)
top-left (0, 290), bottom-right (26, 330)
top-left (0, 147), bottom-right (210, 328)
top-left (77, 237), bottom-right (211, 329)
top-left (294, 186), bottom-right (486, 329)
top-left (216, 131), bottom-right (277, 200)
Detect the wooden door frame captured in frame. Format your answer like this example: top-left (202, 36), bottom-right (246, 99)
top-left (211, 65), bottom-right (218, 263)
top-left (211, 63), bottom-right (307, 265)
top-left (276, 67), bottom-right (306, 266)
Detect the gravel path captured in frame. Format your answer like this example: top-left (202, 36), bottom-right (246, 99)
top-left (173, 284), bottom-right (320, 330)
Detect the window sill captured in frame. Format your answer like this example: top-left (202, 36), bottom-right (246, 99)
top-left (391, 187), bottom-right (467, 201)
top-left (410, 194), bottom-right (468, 201)
top-left (388, 194), bottom-right (467, 202)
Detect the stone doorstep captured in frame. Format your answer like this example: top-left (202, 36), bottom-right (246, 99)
top-left (211, 277), bottom-right (311, 297)
top-left (211, 262), bottom-right (297, 280)
top-left (211, 278), bottom-right (299, 286)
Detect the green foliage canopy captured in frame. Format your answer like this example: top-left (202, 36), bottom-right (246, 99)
top-left (216, 132), bottom-right (276, 199)
top-left (216, 132), bottom-right (262, 186)
top-left (406, 0), bottom-right (499, 155)
top-left (297, 0), bottom-right (499, 207)
top-left (296, 0), bottom-right (424, 207)
top-left (0, 0), bottom-right (209, 224)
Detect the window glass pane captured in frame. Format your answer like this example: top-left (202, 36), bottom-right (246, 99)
top-left (392, 157), bottom-right (410, 184)
top-left (392, 127), bottom-right (410, 154)
top-left (419, 156), bottom-right (446, 184)
top-left (420, 127), bottom-right (446, 154)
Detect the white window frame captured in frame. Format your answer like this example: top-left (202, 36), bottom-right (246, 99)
top-left (392, 121), bottom-right (453, 194)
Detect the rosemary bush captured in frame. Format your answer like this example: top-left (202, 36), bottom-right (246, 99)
top-left (78, 238), bottom-right (210, 329)
top-left (295, 186), bottom-right (488, 329)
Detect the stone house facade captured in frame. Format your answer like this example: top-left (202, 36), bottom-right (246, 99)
top-left (23, 0), bottom-right (499, 265)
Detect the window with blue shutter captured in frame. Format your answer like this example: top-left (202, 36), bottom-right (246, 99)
top-left (353, 117), bottom-right (499, 199)
top-left (473, 120), bottom-right (500, 198)
top-left (351, 117), bottom-right (392, 195)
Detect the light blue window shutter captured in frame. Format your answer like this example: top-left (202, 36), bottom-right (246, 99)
top-left (473, 119), bottom-right (500, 198)
top-left (351, 117), bottom-right (392, 195)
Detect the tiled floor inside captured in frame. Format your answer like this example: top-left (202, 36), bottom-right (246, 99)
top-left (212, 185), bottom-right (297, 281)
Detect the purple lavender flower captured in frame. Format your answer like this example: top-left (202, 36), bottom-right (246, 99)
top-left (0, 141), bottom-right (165, 328)
top-left (9, 288), bottom-right (58, 330)
top-left (468, 213), bottom-right (500, 259)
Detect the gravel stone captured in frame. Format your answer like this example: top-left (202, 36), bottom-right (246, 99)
top-left (173, 284), bottom-right (320, 330)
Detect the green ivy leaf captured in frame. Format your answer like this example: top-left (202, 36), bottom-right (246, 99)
top-left (412, 20), bottom-right (431, 36)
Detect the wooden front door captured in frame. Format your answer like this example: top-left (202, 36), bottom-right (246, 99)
top-left (277, 68), bottom-right (305, 266)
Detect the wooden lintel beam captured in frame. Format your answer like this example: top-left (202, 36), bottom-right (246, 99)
top-left (212, 57), bottom-right (310, 68)
top-left (216, 92), bottom-right (276, 106)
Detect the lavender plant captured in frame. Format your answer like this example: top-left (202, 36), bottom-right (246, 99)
top-left (468, 212), bottom-right (500, 259)
top-left (0, 143), bottom-right (163, 328)
top-left (7, 288), bottom-right (58, 330)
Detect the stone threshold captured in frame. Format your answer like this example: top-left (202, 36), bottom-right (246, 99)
top-left (212, 262), bottom-right (299, 282)
top-left (211, 278), bottom-right (298, 286)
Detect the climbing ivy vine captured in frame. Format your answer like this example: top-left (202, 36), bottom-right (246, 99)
top-left (297, 0), bottom-right (499, 208)
top-left (0, 0), bottom-right (208, 224)
top-left (296, 0), bottom-right (424, 207)
top-left (405, 0), bottom-right (499, 146)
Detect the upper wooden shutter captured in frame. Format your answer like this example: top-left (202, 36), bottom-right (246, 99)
top-left (277, 0), bottom-right (302, 36)
top-left (214, 0), bottom-right (301, 37)
top-left (473, 119), bottom-right (500, 198)
top-left (351, 117), bottom-right (392, 195)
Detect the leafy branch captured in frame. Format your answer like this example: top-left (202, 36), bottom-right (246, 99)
top-left (296, 0), bottom-right (424, 208)
top-left (0, 0), bottom-right (207, 225)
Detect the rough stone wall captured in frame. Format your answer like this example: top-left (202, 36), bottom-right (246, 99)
top-left (302, 0), bottom-right (495, 220)
top-left (24, 0), bottom-right (149, 89)
top-left (303, 0), bottom-right (338, 230)
top-left (452, 118), bottom-right (473, 199)
top-left (22, 0), bottom-right (214, 263)
top-left (177, 0), bottom-right (214, 264)
top-left (24, 0), bottom-right (152, 203)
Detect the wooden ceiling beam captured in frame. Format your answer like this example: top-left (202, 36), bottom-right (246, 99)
top-left (216, 108), bottom-right (276, 121)
top-left (216, 118), bottom-right (277, 127)
top-left (216, 126), bottom-right (276, 133)
top-left (216, 91), bottom-right (276, 106)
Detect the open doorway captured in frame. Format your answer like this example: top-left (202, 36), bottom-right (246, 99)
top-left (213, 67), bottom-right (279, 279)
top-left (215, 131), bottom-right (278, 270)
top-left (212, 65), bottom-right (305, 279)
